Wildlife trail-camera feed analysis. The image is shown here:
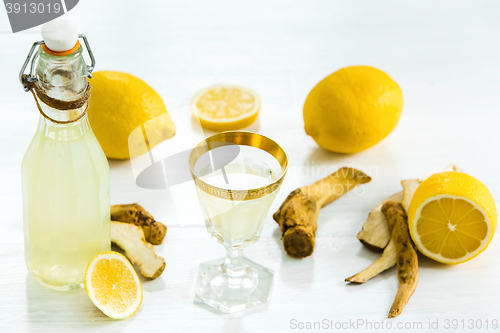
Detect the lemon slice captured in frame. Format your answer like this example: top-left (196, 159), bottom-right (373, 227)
top-left (191, 84), bottom-right (260, 131)
top-left (408, 172), bottom-right (497, 264)
top-left (85, 251), bottom-right (143, 319)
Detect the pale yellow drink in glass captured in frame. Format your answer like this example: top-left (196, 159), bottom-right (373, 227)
top-left (196, 156), bottom-right (278, 242)
top-left (190, 132), bottom-right (288, 313)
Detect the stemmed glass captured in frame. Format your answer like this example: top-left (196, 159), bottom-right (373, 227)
top-left (189, 131), bottom-right (288, 313)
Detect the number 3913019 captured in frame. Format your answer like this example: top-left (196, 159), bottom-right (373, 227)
top-left (5, 2), bottom-right (62, 14)
top-left (444, 319), bottom-right (498, 330)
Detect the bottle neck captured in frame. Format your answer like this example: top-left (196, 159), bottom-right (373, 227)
top-left (34, 45), bottom-right (91, 140)
top-left (36, 44), bottom-right (88, 99)
top-left (35, 44), bottom-right (89, 124)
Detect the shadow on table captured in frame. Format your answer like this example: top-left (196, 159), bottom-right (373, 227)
top-left (193, 298), bottom-right (270, 317)
top-left (107, 158), bottom-right (130, 168)
top-left (24, 273), bottom-right (132, 331)
top-left (306, 146), bottom-right (351, 165)
top-left (271, 228), bottom-right (315, 290)
top-left (305, 141), bottom-right (399, 185)
top-left (192, 297), bottom-right (270, 332)
top-left (417, 252), bottom-right (457, 270)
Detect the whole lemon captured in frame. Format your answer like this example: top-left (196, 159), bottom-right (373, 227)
top-left (87, 71), bottom-right (176, 159)
top-left (303, 66), bottom-right (403, 153)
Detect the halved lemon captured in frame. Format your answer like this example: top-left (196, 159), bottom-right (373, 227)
top-left (84, 251), bottom-right (143, 319)
top-left (408, 172), bottom-right (497, 264)
top-left (191, 84), bottom-right (261, 131)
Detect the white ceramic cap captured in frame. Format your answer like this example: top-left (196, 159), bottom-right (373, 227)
top-left (41, 19), bottom-right (79, 52)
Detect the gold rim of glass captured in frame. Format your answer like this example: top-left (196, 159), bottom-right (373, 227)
top-left (189, 131), bottom-right (288, 201)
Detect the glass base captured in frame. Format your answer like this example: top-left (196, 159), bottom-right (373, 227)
top-left (194, 257), bottom-right (274, 314)
top-left (32, 273), bottom-right (83, 291)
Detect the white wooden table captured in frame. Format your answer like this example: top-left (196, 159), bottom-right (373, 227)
top-left (1, 1), bottom-right (500, 332)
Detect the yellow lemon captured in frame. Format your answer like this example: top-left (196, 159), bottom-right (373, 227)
top-left (84, 251), bottom-right (143, 319)
top-left (88, 71), bottom-right (176, 160)
top-left (191, 84), bottom-right (260, 131)
top-left (408, 172), bottom-right (497, 264)
top-left (303, 66), bottom-right (403, 153)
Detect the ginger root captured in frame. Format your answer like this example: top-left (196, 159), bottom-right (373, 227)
top-left (357, 191), bottom-right (402, 251)
top-left (273, 167), bottom-right (371, 258)
top-left (345, 237), bottom-right (397, 284)
top-left (111, 204), bottom-right (167, 245)
top-left (401, 179), bottom-right (420, 213)
top-left (111, 221), bottom-right (166, 279)
top-left (382, 201), bottom-right (418, 318)
top-left (358, 164), bottom-right (462, 251)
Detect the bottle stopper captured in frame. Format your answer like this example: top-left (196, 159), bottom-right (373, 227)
top-left (41, 19), bottom-right (79, 52)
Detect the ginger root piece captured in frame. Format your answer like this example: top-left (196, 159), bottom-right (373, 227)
top-left (111, 221), bottom-right (166, 279)
top-left (345, 237), bottom-right (397, 284)
top-left (359, 164), bottom-right (462, 250)
top-left (382, 201), bottom-right (418, 318)
top-left (357, 191), bottom-right (403, 251)
top-left (111, 204), bottom-right (167, 245)
top-left (401, 179), bottom-right (420, 213)
top-left (273, 167), bottom-right (371, 258)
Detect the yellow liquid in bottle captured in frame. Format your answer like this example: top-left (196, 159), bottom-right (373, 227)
top-left (22, 117), bottom-right (110, 290)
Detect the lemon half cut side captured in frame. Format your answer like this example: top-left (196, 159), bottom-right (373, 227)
top-left (408, 172), bottom-right (497, 265)
top-left (84, 251), bottom-right (143, 319)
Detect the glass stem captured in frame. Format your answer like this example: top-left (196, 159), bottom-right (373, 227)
top-left (222, 245), bottom-right (247, 280)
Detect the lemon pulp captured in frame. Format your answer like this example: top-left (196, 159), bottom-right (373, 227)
top-left (408, 172), bottom-right (496, 264)
top-left (85, 251), bottom-right (143, 319)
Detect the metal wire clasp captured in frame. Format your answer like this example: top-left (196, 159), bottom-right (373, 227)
top-left (19, 34), bottom-right (96, 92)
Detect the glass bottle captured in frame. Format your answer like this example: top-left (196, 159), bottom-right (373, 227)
top-left (20, 20), bottom-right (110, 291)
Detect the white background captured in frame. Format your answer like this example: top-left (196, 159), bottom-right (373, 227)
top-left (1, 1), bottom-right (499, 332)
